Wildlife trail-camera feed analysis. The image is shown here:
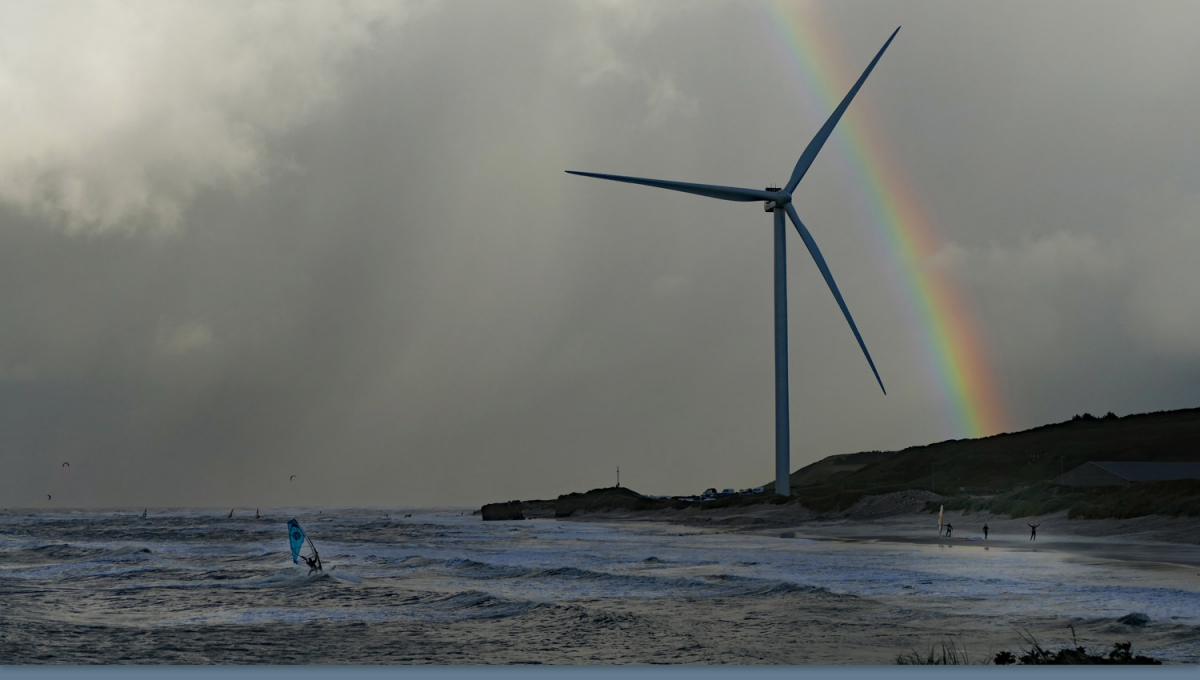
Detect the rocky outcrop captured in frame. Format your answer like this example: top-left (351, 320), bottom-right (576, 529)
top-left (554, 486), bottom-right (668, 517)
top-left (481, 500), bottom-right (525, 521)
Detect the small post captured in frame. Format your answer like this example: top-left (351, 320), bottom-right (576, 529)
top-left (617, 466), bottom-right (620, 488)
top-left (931, 462), bottom-right (935, 494)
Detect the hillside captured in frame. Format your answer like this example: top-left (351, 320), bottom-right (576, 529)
top-left (480, 407), bottom-right (1200, 520)
top-left (771, 407), bottom-right (1200, 497)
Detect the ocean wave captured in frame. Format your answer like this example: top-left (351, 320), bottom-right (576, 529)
top-left (106, 545), bottom-right (153, 556)
top-left (421, 557), bottom-right (827, 599)
top-left (0, 543), bottom-right (164, 581)
top-left (396, 555), bottom-right (439, 568)
top-left (442, 557), bottom-right (532, 579)
top-left (19, 543), bottom-right (108, 561)
top-left (94, 566), bottom-right (336, 592)
top-left (409, 590), bottom-right (553, 621)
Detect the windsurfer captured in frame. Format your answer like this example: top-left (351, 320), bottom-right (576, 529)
top-left (287, 519), bottom-right (322, 573)
top-left (944, 523), bottom-right (952, 538)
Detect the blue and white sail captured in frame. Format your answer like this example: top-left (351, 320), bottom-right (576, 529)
top-left (287, 519), bottom-right (306, 564)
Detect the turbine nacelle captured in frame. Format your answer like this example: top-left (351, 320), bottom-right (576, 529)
top-left (763, 187), bottom-right (789, 212)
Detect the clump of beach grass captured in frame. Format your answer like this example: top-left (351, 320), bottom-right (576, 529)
top-left (895, 639), bottom-right (974, 665)
top-left (926, 479), bottom-right (1200, 520)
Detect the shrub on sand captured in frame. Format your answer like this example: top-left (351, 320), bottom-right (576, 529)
top-left (899, 630), bottom-right (1163, 665)
top-left (992, 631), bottom-right (1161, 665)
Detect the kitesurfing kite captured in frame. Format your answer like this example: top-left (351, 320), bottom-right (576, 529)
top-left (290, 475), bottom-right (296, 481)
top-left (46, 494), bottom-right (51, 500)
top-left (287, 519), bottom-right (322, 573)
top-left (61, 462), bottom-right (69, 467)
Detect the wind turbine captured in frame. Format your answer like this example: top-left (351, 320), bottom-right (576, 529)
top-left (567, 27), bottom-right (898, 497)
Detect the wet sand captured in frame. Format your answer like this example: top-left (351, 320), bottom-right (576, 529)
top-left (565, 493), bottom-right (1200, 569)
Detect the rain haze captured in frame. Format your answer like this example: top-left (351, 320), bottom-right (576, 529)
top-left (1, 0), bottom-right (1198, 508)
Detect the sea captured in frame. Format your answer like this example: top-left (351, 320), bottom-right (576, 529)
top-left (2, 508), bottom-right (1199, 664)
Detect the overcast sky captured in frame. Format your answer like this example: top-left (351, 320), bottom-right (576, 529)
top-left (2, 0), bottom-right (1198, 508)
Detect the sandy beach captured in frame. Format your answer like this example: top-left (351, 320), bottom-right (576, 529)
top-left (566, 499), bottom-right (1200, 617)
top-left (561, 491), bottom-right (1200, 569)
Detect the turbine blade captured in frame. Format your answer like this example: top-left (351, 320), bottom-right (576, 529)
top-left (566, 171), bottom-right (775, 203)
top-left (785, 205), bottom-right (885, 394)
top-left (785, 27), bottom-right (900, 193)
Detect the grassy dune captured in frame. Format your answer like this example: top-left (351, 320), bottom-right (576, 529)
top-left (484, 407), bottom-right (1200, 520)
top-left (781, 407), bottom-right (1200, 498)
top-left (931, 479), bottom-right (1200, 519)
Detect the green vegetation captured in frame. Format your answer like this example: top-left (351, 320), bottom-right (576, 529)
top-left (928, 479), bottom-right (1200, 519)
top-left (483, 407), bottom-right (1200, 520)
top-left (895, 640), bottom-right (974, 665)
top-left (548, 486), bottom-right (870, 515)
top-left (794, 489), bottom-right (866, 513)
top-left (992, 631), bottom-right (1161, 665)
top-left (897, 633), bottom-right (1162, 665)
top-left (778, 407), bottom-right (1200, 519)
top-left (783, 408), bottom-right (1200, 497)
top-left (553, 486), bottom-right (672, 517)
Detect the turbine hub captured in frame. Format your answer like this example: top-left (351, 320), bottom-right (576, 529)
top-left (763, 187), bottom-right (791, 212)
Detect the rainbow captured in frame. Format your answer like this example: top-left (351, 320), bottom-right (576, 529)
top-left (762, 2), bottom-right (1008, 438)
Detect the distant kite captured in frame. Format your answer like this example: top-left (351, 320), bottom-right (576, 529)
top-left (290, 475), bottom-right (296, 481)
top-left (61, 462), bottom-right (69, 467)
top-left (47, 494), bottom-right (52, 500)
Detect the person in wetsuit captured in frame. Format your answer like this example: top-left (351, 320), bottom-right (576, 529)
top-left (303, 554), bottom-right (321, 573)
top-left (944, 523), bottom-right (952, 537)
top-left (1028, 523), bottom-right (1039, 541)
top-left (983, 523), bottom-right (989, 540)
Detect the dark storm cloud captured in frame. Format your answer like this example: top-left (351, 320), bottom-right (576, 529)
top-left (1, 1), bottom-right (1198, 507)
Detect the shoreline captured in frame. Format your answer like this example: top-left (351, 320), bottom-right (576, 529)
top-left (557, 503), bottom-right (1200, 569)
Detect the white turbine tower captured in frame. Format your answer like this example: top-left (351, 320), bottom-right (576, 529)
top-left (568, 27), bottom-right (898, 497)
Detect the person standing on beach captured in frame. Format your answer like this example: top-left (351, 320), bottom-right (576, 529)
top-left (945, 523), bottom-right (952, 537)
top-left (1028, 523), bottom-right (1039, 541)
top-left (983, 523), bottom-right (989, 540)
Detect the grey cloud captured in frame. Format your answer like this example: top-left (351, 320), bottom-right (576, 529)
top-left (2, 1), bottom-right (1199, 508)
top-left (0, 0), bottom-right (410, 233)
